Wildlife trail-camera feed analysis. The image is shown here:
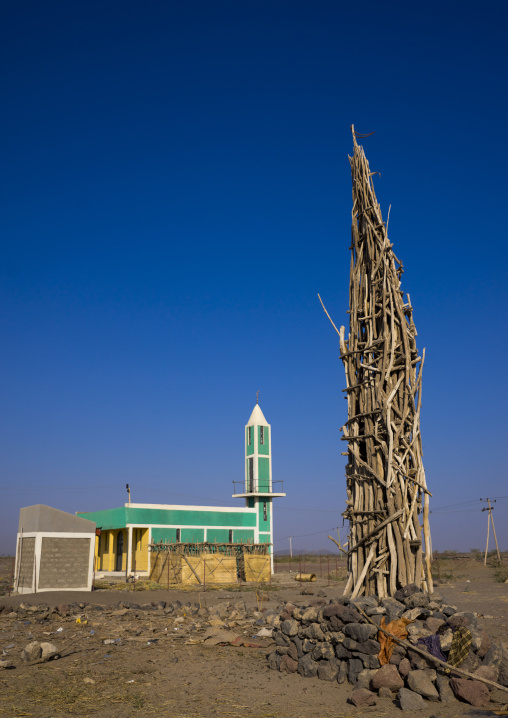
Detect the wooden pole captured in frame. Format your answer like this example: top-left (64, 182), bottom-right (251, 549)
top-left (8, 556), bottom-right (15, 597)
top-left (488, 500), bottom-right (501, 563)
top-left (484, 509), bottom-right (490, 565)
top-left (482, 498), bottom-right (501, 564)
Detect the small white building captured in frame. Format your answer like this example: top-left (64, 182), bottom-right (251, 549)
top-left (15, 505), bottom-right (96, 593)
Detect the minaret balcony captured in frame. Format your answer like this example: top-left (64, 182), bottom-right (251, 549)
top-left (232, 480), bottom-right (286, 498)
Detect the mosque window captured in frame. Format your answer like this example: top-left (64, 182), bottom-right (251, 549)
top-left (248, 427), bottom-right (252, 445)
top-left (248, 458), bottom-right (254, 492)
top-left (176, 529), bottom-right (181, 542)
top-left (229, 530), bottom-right (233, 542)
top-left (260, 427), bottom-right (264, 445)
top-left (263, 502), bottom-right (267, 521)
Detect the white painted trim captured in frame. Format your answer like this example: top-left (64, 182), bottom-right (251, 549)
top-left (15, 531), bottom-right (95, 538)
top-left (34, 534), bottom-right (42, 593)
top-left (146, 524), bottom-right (256, 532)
top-left (127, 526), bottom-right (133, 576)
top-left (270, 496), bottom-right (274, 573)
top-left (124, 503), bottom-right (255, 513)
top-left (232, 493), bottom-right (285, 498)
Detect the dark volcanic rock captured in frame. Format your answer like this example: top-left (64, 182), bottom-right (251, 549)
top-left (398, 658), bottom-right (411, 677)
top-left (335, 643), bottom-right (352, 660)
top-left (398, 687), bottom-right (426, 711)
top-left (279, 655), bottom-right (298, 673)
top-left (407, 670), bottom-right (439, 701)
top-left (371, 664), bottom-right (404, 692)
top-left (389, 645), bottom-right (407, 666)
top-left (436, 674), bottom-right (455, 703)
top-left (355, 639), bottom-right (381, 655)
top-left (343, 622), bottom-right (377, 643)
top-left (394, 584), bottom-right (419, 602)
top-left (404, 593), bottom-right (430, 609)
top-left (323, 604), bottom-right (362, 623)
top-left (302, 639), bottom-right (316, 653)
top-left (337, 660), bottom-right (348, 684)
top-left (317, 658), bottom-right (340, 681)
top-left (380, 597), bottom-right (405, 620)
top-left (342, 637), bottom-right (357, 651)
top-left (328, 616), bottom-right (344, 631)
top-left (441, 605), bottom-right (457, 616)
top-left (450, 678), bottom-right (491, 707)
top-left (448, 612), bottom-right (476, 629)
top-left (302, 623), bottom-right (326, 641)
top-left (298, 654), bottom-right (319, 678)
top-left (311, 643), bottom-right (334, 661)
top-left (281, 619), bottom-right (299, 637)
top-left (291, 635), bottom-right (303, 658)
top-left (477, 630), bottom-right (492, 659)
top-left (497, 657), bottom-right (508, 687)
top-left (483, 643), bottom-right (503, 667)
top-left (274, 631), bottom-right (290, 647)
top-left (348, 658), bottom-right (364, 684)
top-left (349, 688), bottom-right (378, 707)
top-left (267, 651), bottom-right (280, 670)
top-left (287, 642), bottom-right (298, 662)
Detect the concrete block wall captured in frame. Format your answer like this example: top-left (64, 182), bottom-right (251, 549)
top-left (38, 537), bottom-right (92, 589)
top-left (17, 537), bottom-right (35, 591)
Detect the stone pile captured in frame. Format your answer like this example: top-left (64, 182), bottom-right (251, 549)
top-left (267, 584), bottom-right (508, 709)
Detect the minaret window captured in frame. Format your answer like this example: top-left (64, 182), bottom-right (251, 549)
top-left (260, 427), bottom-right (264, 445)
top-left (248, 427), bottom-right (252, 445)
top-left (263, 502), bottom-right (267, 521)
top-left (248, 457), bottom-right (254, 492)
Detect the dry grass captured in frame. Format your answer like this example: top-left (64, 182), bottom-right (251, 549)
top-left (93, 579), bottom-right (166, 592)
top-left (93, 579), bottom-right (277, 594)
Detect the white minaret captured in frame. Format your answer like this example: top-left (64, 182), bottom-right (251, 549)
top-left (233, 397), bottom-right (285, 572)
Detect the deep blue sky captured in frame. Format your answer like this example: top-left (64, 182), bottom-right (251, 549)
top-left (1, 1), bottom-right (507, 555)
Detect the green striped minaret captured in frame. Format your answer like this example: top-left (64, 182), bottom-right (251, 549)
top-left (233, 402), bottom-right (285, 571)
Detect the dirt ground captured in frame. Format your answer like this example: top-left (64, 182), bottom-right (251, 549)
top-left (0, 554), bottom-right (507, 718)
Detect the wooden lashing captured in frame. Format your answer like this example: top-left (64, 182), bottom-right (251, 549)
top-left (335, 127), bottom-right (433, 597)
top-left (243, 554), bottom-right (270, 582)
top-left (202, 554), bottom-right (238, 583)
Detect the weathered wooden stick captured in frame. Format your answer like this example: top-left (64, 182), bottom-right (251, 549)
top-left (347, 509), bottom-right (403, 554)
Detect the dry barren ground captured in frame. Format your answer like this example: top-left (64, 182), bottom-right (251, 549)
top-left (0, 555), bottom-right (507, 718)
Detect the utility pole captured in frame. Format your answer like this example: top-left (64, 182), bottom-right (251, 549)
top-left (481, 498), bottom-right (501, 564)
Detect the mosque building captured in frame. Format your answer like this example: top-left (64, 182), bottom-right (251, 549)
top-left (77, 402), bottom-right (285, 576)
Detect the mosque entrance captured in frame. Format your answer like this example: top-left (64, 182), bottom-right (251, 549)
top-left (116, 531), bottom-right (123, 571)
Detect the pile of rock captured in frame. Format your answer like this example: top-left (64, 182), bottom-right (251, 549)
top-left (267, 584), bottom-right (507, 709)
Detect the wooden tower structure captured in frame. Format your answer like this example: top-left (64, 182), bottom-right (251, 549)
top-left (338, 127), bottom-right (433, 598)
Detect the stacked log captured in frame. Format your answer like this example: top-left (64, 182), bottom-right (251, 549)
top-left (336, 128), bottom-right (432, 597)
